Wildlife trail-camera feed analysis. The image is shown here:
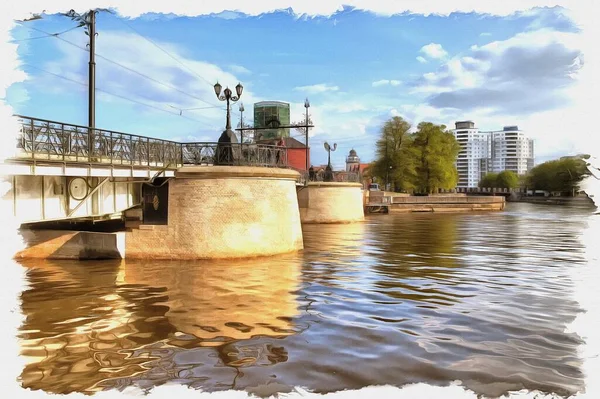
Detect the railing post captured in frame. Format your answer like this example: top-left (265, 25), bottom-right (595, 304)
top-left (45, 122), bottom-right (50, 160)
top-left (61, 123), bottom-right (66, 161)
top-left (109, 131), bottom-right (113, 165)
top-left (147, 138), bottom-right (150, 167)
top-left (30, 119), bottom-right (34, 159)
top-left (88, 126), bottom-right (92, 163)
top-left (129, 134), bottom-right (134, 165)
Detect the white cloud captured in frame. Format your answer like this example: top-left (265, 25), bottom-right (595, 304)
top-left (480, 32), bottom-right (492, 37)
top-left (31, 30), bottom-right (264, 132)
top-left (372, 79), bottom-right (402, 87)
top-left (419, 43), bottom-right (448, 59)
top-left (228, 64), bottom-right (251, 75)
top-left (293, 83), bottom-right (339, 94)
top-left (416, 56), bottom-right (428, 63)
top-left (407, 26), bottom-right (596, 161)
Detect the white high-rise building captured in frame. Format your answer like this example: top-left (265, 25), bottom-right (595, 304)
top-left (452, 121), bottom-right (534, 188)
top-left (489, 126), bottom-right (534, 175)
top-left (452, 121), bottom-right (492, 188)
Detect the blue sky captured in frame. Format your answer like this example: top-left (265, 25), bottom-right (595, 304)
top-left (4, 5), bottom-right (587, 168)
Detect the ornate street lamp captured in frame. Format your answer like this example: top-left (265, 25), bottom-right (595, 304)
top-left (323, 141), bottom-right (337, 182)
top-left (214, 82), bottom-right (243, 133)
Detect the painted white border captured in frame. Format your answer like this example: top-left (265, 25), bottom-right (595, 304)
top-left (1, 1), bottom-right (598, 399)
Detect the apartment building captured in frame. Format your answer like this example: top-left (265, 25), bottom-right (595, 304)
top-left (490, 126), bottom-right (535, 175)
top-left (452, 121), bottom-right (492, 188)
top-left (452, 121), bottom-right (534, 188)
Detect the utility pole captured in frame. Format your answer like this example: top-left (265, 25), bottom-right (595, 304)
top-left (88, 10), bottom-right (96, 130)
top-left (304, 98), bottom-right (310, 172)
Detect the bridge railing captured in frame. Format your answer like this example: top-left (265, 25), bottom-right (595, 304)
top-left (12, 115), bottom-right (288, 169)
top-left (296, 170), bottom-right (362, 184)
top-left (181, 142), bottom-right (287, 167)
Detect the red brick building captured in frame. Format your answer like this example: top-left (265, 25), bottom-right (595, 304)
top-left (257, 137), bottom-right (310, 171)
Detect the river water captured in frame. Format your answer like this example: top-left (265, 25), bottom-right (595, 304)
top-left (15, 202), bottom-right (597, 397)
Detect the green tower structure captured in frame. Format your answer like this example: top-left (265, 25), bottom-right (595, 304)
top-left (253, 101), bottom-right (291, 141)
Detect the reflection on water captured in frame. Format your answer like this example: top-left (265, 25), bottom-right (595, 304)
top-left (17, 203), bottom-right (592, 397)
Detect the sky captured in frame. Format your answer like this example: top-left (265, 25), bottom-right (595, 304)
top-left (3, 3), bottom-right (593, 169)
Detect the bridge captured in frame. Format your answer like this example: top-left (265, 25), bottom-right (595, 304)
top-left (0, 115), bottom-right (294, 226)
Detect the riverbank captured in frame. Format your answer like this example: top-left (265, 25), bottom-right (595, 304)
top-left (366, 192), bottom-right (504, 213)
top-left (513, 195), bottom-right (596, 209)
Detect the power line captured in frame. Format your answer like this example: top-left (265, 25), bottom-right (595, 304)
top-left (115, 17), bottom-right (215, 87)
top-left (24, 63), bottom-right (206, 124)
top-left (10, 24), bottom-right (82, 42)
top-left (17, 23), bottom-right (229, 114)
top-left (113, 17), bottom-right (242, 119)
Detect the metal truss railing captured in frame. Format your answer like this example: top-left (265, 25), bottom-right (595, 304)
top-left (298, 170), bottom-right (362, 184)
top-left (12, 115), bottom-right (288, 169)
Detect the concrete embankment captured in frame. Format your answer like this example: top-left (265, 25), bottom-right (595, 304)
top-left (367, 193), bottom-right (504, 213)
top-left (514, 195), bottom-right (596, 208)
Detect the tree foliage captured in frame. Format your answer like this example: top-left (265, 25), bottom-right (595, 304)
top-left (526, 156), bottom-right (591, 195)
top-left (371, 116), bottom-right (417, 191)
top-left (412, 122), bottom-right (460, 194)
top-left (496, 170), bottom-right (519, 189)
top-left (478, 173), bottom-right (498, 188)
top-left (479, 171), bottom-right (519, 189)
top-left (370, 117), bottom-right (459, 193)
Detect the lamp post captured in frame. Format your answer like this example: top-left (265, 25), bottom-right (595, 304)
top-left (239, 102), bottom-right (245, 143)
top-left (323, 141), bottom-right (337, 182)
top-left (304, 98), bottom-right (310, 172)
top-left (214, 82), bottom-right (243, 135)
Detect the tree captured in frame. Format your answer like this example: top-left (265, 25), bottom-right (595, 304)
top-left (527, 156), bottom-right (591, 195)
top-left (495, 170), bottom-right (519, 189)
top-left (371, 116), bottom-right (417, 191)
top-left (412, 122), bottom-right (460, 194)
top-left (479, 173), bottom-right (498, 188)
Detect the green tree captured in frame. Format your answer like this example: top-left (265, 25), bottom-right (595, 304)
top-left (526, 156), bottom-right (591, 195)
top-left (495, 170), bottom-right (519, 189)
top-left (478, 173), bottom-right (498, 188)
top-left (371, 116), bottom-right (417, 191)
top-left (412, 122), bottom-right (460, 194)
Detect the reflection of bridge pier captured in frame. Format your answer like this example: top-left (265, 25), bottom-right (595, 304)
top-left (17, 255), bottom-right (302, 394)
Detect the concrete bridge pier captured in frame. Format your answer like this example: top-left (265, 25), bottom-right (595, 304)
top-left (297, 182), bottom-right (365, 224)
top-left (125, 166), bottom-right (304, 259)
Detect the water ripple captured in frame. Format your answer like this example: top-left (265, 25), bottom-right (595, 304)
top-left (16, 203), bottom-right (593, 397)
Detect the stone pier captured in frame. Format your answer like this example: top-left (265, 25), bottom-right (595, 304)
top-left (297, 182), bottom-right (365, 224)
top-left (124, 166), bottom-right (304, 259)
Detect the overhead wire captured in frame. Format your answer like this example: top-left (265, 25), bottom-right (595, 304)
top-left (10, 24), bottom-right (83, 42)
top-left (16, 22), bottom-right (234, 118)
top-left (23, 63), bottom-right (207, 124)
top-left (113, 16), bottom-right (242, 117)
top-left (115, 17), bottom-right (215, 87)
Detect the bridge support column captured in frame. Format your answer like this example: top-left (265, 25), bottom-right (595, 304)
top-left (125, 166), bottom-right (304, 259)
top-left (297, 182), bottom-right (364, 224)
